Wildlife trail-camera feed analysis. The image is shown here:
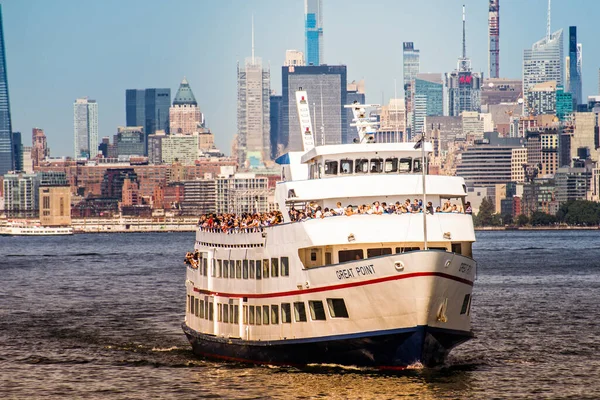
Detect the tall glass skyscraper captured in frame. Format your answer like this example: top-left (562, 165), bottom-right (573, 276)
top-left (412, 73), bottom-right (444, 136)
top-left (0, 5), bottom-right (14, 175)
top-left (566, 26), bottom-right (582, 107)
top-left (126, 88), bottom-right (170, 155)
top-left (304, 0), bottom-right (323, 66)
top-left (403, 42), bottom-right (420, 137)
top-left (73, 98), bottom-right (98, 159)
top-left (282, 65), bottom-right (347, 151)
top-left (523, 29), bottom-right (563, 108)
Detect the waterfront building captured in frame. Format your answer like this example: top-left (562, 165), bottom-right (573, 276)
top-left (480, 78), bottom-right (523, 106)
top-left (526, 81), bottom-right (557, 116)
top-left (284, 50), bottom-right (305, 67)
top-left (282, 65), bottom-right (347, 151)
top-left (346, 80), bottom-right (366, 143)
top-left (169, 78), bottom-right (203, 135)
top-left (115, 126), bottom-right (145, 158)
top-left (555, 166), bottom-right (592, 202)
top-left (39, 171), bottom-right (71, 226)
top-left (161, 134), bottom-right (199, 165)
top-left (237, 35), bottom-right (271, 167)
top-left (456, 140), bottom-right (516, 187)
top-left (566, 26), bottom-right (582, 107)
top-left (31, 128), bottom-right (49, 169)
top-left (411, 73), bottom-right (444, 136)
top-left (511, 147), bottom-right (528, 183)
top-left (181, 179), bottom-right (217, 215)
top-left (73, 98), bottom-right (98, 159)
top-left (2, 172), bottom-right (39, 218)
top-left (101, 168), bottom-right (138, 200)
top-left (403, 42), bottom-right (420, 137)
top-left (304, 0), bottom-right (323, 66)
top-left (11, 132), bottom-right (22, 172)
top-left (269, 93), bottom-right (283, 160)
top-left (0, 5), bottom-right (13, 175)
top-left (125, 88), bottom-right (171, 138)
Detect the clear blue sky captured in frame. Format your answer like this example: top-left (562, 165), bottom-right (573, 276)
top-left (2, 0), bottom-right (599, 157)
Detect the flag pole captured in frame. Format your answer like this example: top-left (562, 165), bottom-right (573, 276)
top-left (421, 129), bottom-right (427, 250)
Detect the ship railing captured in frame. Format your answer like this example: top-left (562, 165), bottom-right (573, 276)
top-left (198, 226), bottom-right (266, 234)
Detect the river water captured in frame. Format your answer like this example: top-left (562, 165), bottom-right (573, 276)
top-left (1, 230), bottom-right (599, 399)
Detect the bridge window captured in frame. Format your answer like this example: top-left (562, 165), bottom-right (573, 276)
top-left (230, 260), bottom-right (235, 278)
top-left (324, 160), bottom-right (338, 175)
top-left (395, 247), bottom-right (420, 253)
top-left (249, 260), bottom-right (256, 279)
top-left (281, 256), bottom-right (289, 276)
top-left (339, 249), bottom-right (363, 263)
top-left (263, 259), bottom-right (270, 278)
top-left (370, 158), bottom-right (383, 173)
top-left (367, 248), bottom-right (392, 258)
top-left (281, 303), bottom-right (292, 323)
top-left (294, 302), bottom-right (307, 322)
top-left (309, 300), bottom-right (327, 321)
top-left (222, 260), bottom-right (229, 278)
top-left (271, 305), bottom-right (279, 324)
top-left (256, 260), bottom-right (262, 279)
top-left (355, 158), bottom-right (369, 173)
top-left (263, 305), bottom-right (270, 324)
top-left (399, 158), bottom-right (412, 173)
top-left (243, 260), bottom-right (249, 279)
top-left (384, 157), bottom-right (398, 173)
top-left (271, 257), bottom-right (279, 277)
top-left (235, 260), bottom-right (242, 279)
top-left (340, 159), bottom-right (353, 174)
top-left (327, 298), bottom-right (349, 318)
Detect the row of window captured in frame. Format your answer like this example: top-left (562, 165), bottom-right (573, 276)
top-left (187, 296), bottom-right (349, 325)
top-left (196, 256), bottom-right (291, 279)
top-left (337, 245), bottom-right (459, 263)
top-left (321, 157), bottom-right (423, 176)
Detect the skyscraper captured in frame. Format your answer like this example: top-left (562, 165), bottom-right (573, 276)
top-left (523, 1), bottom-right (563, 108)
top-left (32, 128), bottom-right (49, 169)
top-left (237, 21), bottom-right (271, 168)
top-left (566, 26), bottom-right (582, 107)
top-left (305, 0), bottom-right (323, 66)
top-left (403, 42), bottom-right (420, 138)
top-left (447, 6), bottom-right (482, 117)
top-left (411, 73), bottom-right (444, 136)
top-left (11, 132), bottom-right (22, 172)
top-left (0, 5), bottom-right (14, 175)
top-left (282, 65), bottom-right (347, 151)
top-left (269, 93), bottom-right (283, 160)
top-left (169, 78), bottom-right (203, 135)
top-left (125, 88), bottom-right (171, 153)
top-left (73, 98), bottom-right (98, 159)
top-left (488, 0), bottom-right (500, 79)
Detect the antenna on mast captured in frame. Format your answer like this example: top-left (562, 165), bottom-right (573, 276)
top-left (251, 14), bottom-right (255, 64)
top-left (462, 5), bottom-right (466, 60)
top-left (546, 0), bottom-right (551, 42)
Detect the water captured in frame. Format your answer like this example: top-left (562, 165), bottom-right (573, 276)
top-left (1, 231), bottom-right (599, 399)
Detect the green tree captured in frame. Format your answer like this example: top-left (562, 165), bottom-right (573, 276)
top-left (502, 213), bottom-right (514, 225)
top-left (530, 211), bottom-right (557, 226)
top-left (516, 214), bottom-right (529, 226)
top-left (475, 197), bottom-right (495, 226)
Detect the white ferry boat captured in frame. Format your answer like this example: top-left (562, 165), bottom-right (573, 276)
top-left (0, 221), bottom-right (73, 236)
top-left (182, 95), bottom-right (476, 369)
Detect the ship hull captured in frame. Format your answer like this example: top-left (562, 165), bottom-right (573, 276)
top-left (183, 322), bottom-right (473, 369)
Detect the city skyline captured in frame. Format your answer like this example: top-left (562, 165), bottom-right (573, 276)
top-left (2, 0), bottom-right (600, 157)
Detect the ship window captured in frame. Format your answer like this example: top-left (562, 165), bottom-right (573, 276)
top-left (263, 305), bottom-right (270, 324)
top-left (194, 298), bottom-right (199, 317)
top-left (199, 300), bottom-right (205, 318)
top-left (413, 158), bottom-right (422, 173)
top-left (451, 243), bottom-right (462, 254)
top-left (367, 248), bottom-right (392, 258)
top-left (460, 294), bottom-right (471, 315)
top-left (249, 306), bottom-right (255, 324)
top-left (243, 260), bottom-right (249, 279)
top-left (236, 260), bottom-right (242, 279)
top-left (309, 300), bottom-right (327, 321)
top-left (271, 258), bottom-right (279, 277)
top-left (399, 157), bottom-right (412, 173)
top-left (223, 304), bottom-right (229, 323)
top-left (187, 295), bottom-right (191, 313)
top-left (339, 249), bottom-right (363, 263)
top-left (209, 301), bottom-right (213, 321)
top-left (217, 304), bottom-right (222, 322)
top-left (249, 260), bottom-right (255, 279)
top-left (255, 307), bottom-right (261, 325)
top-left (217, 260), bottom-right (223, 277)
top-left (223, 260), bottom-right (229, 278)
top-left (202, 258), bottom-right (208, 276)
top-left (256, 260), bottom-right (262, 279)
top-left (271, 305), bottom-right (279, 324)
top-left (355, 158), bottom-right (369, 173)
top-left (243, 305), bottom-right (248, 324)
top-left (233, 305), bottom-right (239, 324)
top-left (263, 259), bottom-right (270, 278)
top-left (340, 159), bottom-right (353, 174)
top-left (370, 158), bottom-right (383, 173)
top-left (325, 252), bottom-right (332, 265)
top-left (205, 296), bottom-right (209, 319)
top-left (281, 303), bottom-right (292, 323)
top-left (294, 302), bottom-right (307, 322)
top-left (310, 251), bottom-right (317, 261)
top-left (395, 247), bottom-right (420, 253)
top-left (211, 259), bottom-right (216, 277)
top-left (384, 157), bottom-right (398, 173)
top-left (327, 298), bottom-right (349, 318)
top-left (280, 257), bottom-right (289, 276)
top-left (230, 260), bottom-right (235, 278)
top-left (324, 160), bottom-right (338, 175)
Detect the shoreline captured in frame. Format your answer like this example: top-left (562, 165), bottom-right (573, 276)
top-left (475, 226), bottom-right (600, 231)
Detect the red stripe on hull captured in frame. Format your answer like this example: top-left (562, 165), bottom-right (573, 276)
top-left (193, 271), bottom-right (473, 299)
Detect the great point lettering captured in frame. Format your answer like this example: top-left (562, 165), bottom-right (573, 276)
top-left (335, 264), bottom-right (376, 280)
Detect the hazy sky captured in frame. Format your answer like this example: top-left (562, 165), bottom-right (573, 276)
top-left (2, 0), bottom-right (599, 157)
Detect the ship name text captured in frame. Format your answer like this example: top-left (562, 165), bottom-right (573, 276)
top-left (336, 264), bottom-right (376, 280)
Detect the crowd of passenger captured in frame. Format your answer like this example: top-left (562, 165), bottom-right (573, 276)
top-left (288, 199), bottom-right (472, 222)
top-left (198, 200), bottom-right (472, 233)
